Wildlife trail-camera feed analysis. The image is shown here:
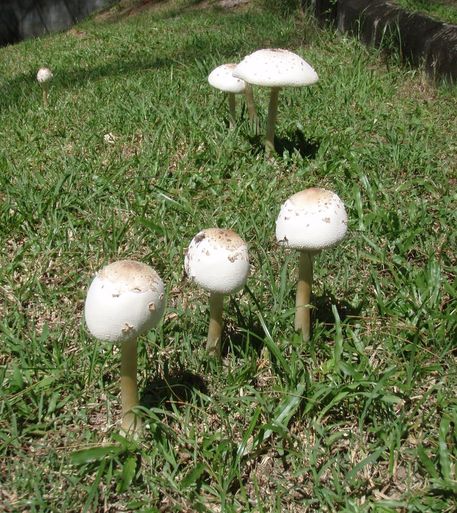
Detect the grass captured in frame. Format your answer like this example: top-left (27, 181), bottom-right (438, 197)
top-left (394, 0), bottom-right (457, 24)
top-left (1, 0), bottom-right (457, 511)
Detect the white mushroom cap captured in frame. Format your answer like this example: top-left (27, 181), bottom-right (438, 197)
top-left (233, 49), bottom-right (318, 88)
top-left (37, 67), bottom-right (53, 83)
top-left (85, 260), bottom-right (165, 344)
top-left (276, 188), bottom-right (347, 251)
top-left (185, 228), bottom-right (249, 295)
top-left (208, 63), bottom-right (246, 94)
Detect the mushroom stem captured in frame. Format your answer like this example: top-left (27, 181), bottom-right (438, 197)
top-left (207, 292), bottom-right (224, 359)
top-left (120, 338), bottom-right (141, 436)
top-left (295, 251), bottom-right (313, 341)
top-left (265, 87), bottom-right (280, 154)
top-left (244, 83), bottom-right (258, 133)
top-left (228, 93), bottom-right (236, 129)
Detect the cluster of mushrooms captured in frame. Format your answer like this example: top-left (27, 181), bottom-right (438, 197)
top-left (208, 48), bottom-right (319, 154)
top-left (36, 48), bottom-right (318, 152)
top-left (79, 47), bottom-right (345, 437)
top-left (84, 187), bottom-right (348, 436)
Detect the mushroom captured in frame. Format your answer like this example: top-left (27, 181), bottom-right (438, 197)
top-left (36, 67), bottom-right (53, 107)
top-left (208, 63), bottom-right (257, 128)
top-left (233, 49), bottom-right (318, 154)
top-left (84, 260), bottom-right (165, 436)
top-left (275, 188), bottom-right (347, 341)
top-left (184, 228), bottom-right (249, 359)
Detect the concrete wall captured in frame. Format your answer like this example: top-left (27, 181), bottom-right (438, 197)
top-left (0, 0), bottom-right (117, 46)
top-left (302, 0), bottom-right (457, 82)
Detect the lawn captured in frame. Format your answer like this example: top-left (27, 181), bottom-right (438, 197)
top-left (394, 0), bottom-right (457, 25)
top-left (1, 0), bottom-right (457, 511)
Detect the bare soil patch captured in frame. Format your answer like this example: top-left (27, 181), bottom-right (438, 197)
top-left (95, 0), bottom-right (250, 23)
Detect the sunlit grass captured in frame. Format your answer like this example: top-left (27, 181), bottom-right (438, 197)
top-left (394, 0), bottom-right (457, 24)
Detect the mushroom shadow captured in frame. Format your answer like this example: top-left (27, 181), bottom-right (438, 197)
top-left (222, 296), bottom-right (265, 357)
top-left (275, 130), bottom-right (320, 158)
top-left (247, 129), bottom-right (320, 159)
top-left (313, 290), bottom-right (364, 326)
top-left (223, 321), bottom-right (265, 357)
top-left (140, 369), bottom-right (208, 410)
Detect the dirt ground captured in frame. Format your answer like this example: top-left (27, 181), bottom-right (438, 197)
top-left (95, 0), bottom-right (251, 22)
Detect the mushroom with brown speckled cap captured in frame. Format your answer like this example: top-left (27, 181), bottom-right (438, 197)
top-left (208, 63), bottom-right (257, 128)
top-left (276, 188), bottom-right (347, 341)
top-left (185, 228), bottom-right (250, 359)
top-left (85, 260), bottom-right (165, 436)
top-left (233, 49), bottom-right (318, 154)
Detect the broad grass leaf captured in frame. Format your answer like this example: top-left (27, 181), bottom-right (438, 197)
top-left (439, 416), bottom-right (452, 480)
top-left (346, 447), bottom-right (384, 483)
top-left (71, 445), bottom-right (124, 465)
top-left (118, 455), bottom-right (137, 493)
top-left (417, 445), bottom-right (439, 479)
top-left (181, 463), bottom-right (206, 488)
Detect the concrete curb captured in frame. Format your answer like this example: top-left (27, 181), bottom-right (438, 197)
top-left (303, 0), bottom-right (457, 82)
top-left (0, 0), bottom-right (116, 47)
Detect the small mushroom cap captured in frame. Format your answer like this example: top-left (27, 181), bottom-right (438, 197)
top-left (185, 228), bottom-right (249, 295)
top-left (276, 188), bottom-right (347, 251)
top-left (37, 67), bottom-right (53, 83)
top-left (208, 63), bottom-right (246, 94)
top-left (233, 48), bottom-right (318, 88)
top-left (84, 260), bottom-right (165, 343)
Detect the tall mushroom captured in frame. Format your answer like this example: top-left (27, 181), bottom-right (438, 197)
top-left (233, 49), bottom-right (318, 154)
top-left (184, 228), bottom-right (249, 359)
top-left (275, 188), bottom-right (347, 341)
top-left (208, 63), bottom-right (257, 128)
top-left (84, 260), bottom-right (165, 436)
top-left (36, 67), bottom-right (53, 107)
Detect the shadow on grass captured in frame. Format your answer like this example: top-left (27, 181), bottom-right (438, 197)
top-left (96, 0), bottom-right (171, 23)
top-left (314, 290), bottom-right (364, 325)
top-left (223, 322), bottom-right (265, 357)
top-left (276, 130), bottom-right (320, 158)
top-left (222, 295), bottom-right (265, 357)
top-left (140, 369), bottom-right (208, 410)
top-left (96, 0), bottom-right (240, 25)
top-left (248, 130), bottom-right (321, 159)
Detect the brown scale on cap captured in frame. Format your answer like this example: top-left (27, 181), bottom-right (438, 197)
top-left (194, 232), bottom-right (206, 244)
top-left (289, 188), bottom-right (335, 207)
top-left (98, 260), bottom-right (161, 293)
top-left (228, 249), bottom-right (249, 263)
top-left (202, 228), bottom-right (246, 252)
top-left (122, 323), bottom-right (134, 334)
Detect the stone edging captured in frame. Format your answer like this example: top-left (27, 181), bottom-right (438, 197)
top-left (0, 0), bottom-right (116, 47)
top-left (303, 0), bottom-right (457, 82)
